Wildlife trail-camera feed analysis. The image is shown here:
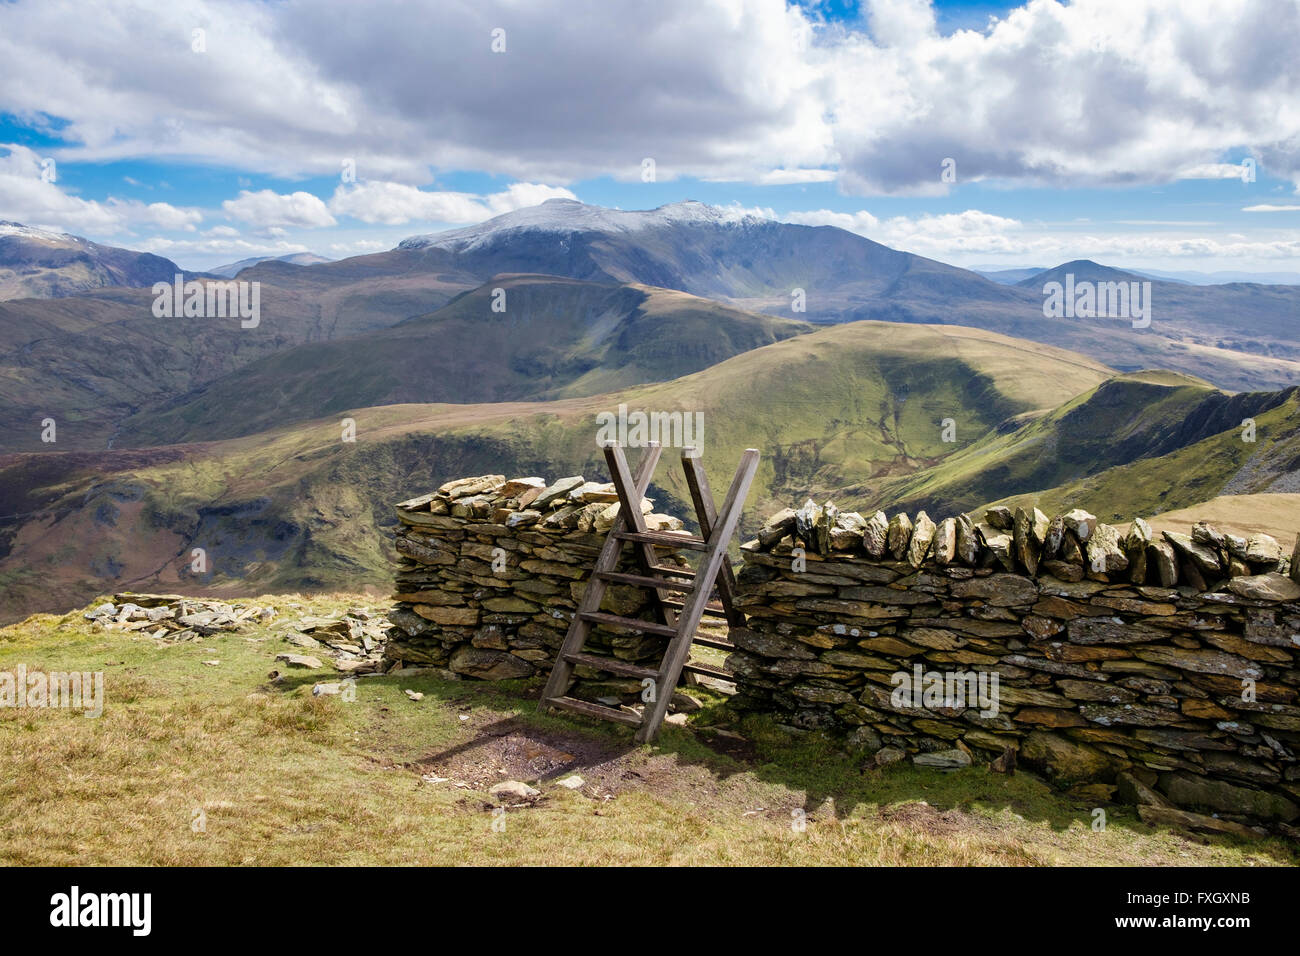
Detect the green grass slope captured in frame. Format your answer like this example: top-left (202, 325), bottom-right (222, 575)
top-left (2, 597), bottom-right (1290, 865)
top-left (0, 266), bottom-right (477, 453)
top-left (112, 275), bottom-right (813, 447)
top-left (979, 386), bottom-right (1300, 524)
top-left (0, 321), bottom-right (1113, 621)
top-left (879, 372), bottom-right (1297, 516)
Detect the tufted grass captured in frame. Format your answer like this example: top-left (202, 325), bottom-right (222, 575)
top-left (1, 593), bottom-right (1295, 867)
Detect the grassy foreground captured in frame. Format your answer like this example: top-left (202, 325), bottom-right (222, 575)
top-left (1, 593), bottom-right (1295, 867)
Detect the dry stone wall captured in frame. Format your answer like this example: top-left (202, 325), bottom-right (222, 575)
top-left (385, 474), bottom-right (690, 706)
top-left (386, 473), bottom-right (1300, 834)
top-left (733, 501), bottom-right (1300, 835)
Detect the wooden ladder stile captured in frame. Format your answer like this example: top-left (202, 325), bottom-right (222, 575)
top-left (539, 443), bottom-right (760, 743)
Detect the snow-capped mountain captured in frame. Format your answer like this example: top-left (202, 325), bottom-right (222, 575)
top-left (0, 221), bottom-right (82, 243)
top-left (0, 220), bottom-right (187, 301)
top-left (399, 198), bottom-right (765, 252)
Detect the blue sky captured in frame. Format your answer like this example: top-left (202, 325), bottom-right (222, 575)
top-left (1, 0), bottom-right (1297, 274)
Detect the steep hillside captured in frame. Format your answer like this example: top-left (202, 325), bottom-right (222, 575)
top-left (0, 321), bottom-right (1114, 621)
top-left (0, 264), bottom-right (478, 453)
top-left (980, 385), bottom-right (1300, 524)
top-left (880, 372), bottom-right (1297, 515)
top-left (0, 221), bottom-right (189, 300)
top-left (112, 275), bottom-right (813, 446)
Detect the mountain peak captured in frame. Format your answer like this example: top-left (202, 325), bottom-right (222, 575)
top-left (397, 199), bottom-right (767, 252)
top-left (0, 220), bottom-right (81, 244)
top-left (1016, 259), bottom-right (1151, 289)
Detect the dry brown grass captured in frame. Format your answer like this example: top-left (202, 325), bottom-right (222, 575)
top-left (1, 593), bottom-right (1295, 867)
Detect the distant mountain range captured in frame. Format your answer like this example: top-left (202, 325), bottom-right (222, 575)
top-left (2, 317), bottom-right (1295, 623)
top-left (112, 275), bottom-right (811, 447)
top-left (975, 263), bottom-right (1300, 286)
top-left (207, 252), bottom-right (334, 277)
top-left (1, 199), bottom-right (1297, 620)
top-left (1, 201), bottom-right (1299, 458)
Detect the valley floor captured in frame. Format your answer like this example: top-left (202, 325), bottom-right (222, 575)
top-left (0, 593), bottom-right (1294, 867)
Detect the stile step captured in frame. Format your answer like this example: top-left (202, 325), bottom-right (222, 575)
top-left (578, 610), bottom-right (677, 638)
top-left (659, 597), bottom-right (728, 619)
top-left (595, 570), bottom-right (695, 592)
top-left (562, 651), bottom-right (658, 680)
top-left (689, 634), bottom-right (735, 651)
top-left (614, 530), bottom-right (707, 551)
top-left (545, 695), bottom-right (643, 727)
top-left (682, 661), bottom-right (735, 681)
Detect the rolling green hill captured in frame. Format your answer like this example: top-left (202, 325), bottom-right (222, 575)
top-left (0, 320), bottom-right (1112, 621)
top-left (877, 371), bottom-right (1298, 516)
top-left (112, 275), bottom-right (813, 447)
top-left (3, 316), bottom-right (1292, 625)
top-left (980, 385), bottom-right (1300, 525)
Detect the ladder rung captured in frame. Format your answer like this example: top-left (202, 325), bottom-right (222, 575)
top-left (682, 661), bottom-right (735, 681)
top-left (596, 570), bottom-right (695, 592)
top-left (690, 634), bottom-right (735, 651)
top-left (578, 611), bottom-right (677, 637)
top-left (614, 530), bottom-right (707, 551)
top-left (650, 564), bottom-right (696, 578)
top-left (562, 652), bottom-right (659, 680)
top-left (660, 597), bottom-right (728, 618)
top-left (545, 696), bottom-right (643, 727)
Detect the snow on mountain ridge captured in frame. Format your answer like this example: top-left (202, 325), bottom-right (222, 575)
top-left (398, 199), bottom-right (769, 251)
top-left (0, 220), bottom-right (83, 245)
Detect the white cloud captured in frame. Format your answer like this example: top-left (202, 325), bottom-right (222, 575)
top-left (142, 201), bottom-right (202, 231)
top-left (783, 208), bottom-right (881, 233)
top-left (136, 234), bottom-right (312, 264)
top-left (754, 168), bottom-right (839, 185)
top-left (327, 181), bottom-right (576, 225)
top-left (328, 239), bottom-right (388, 254)
top-left (866, 0), bottom-right (936, 48)
top-left (0, 143), bottom-right (200, 234)
top-left (0, 0), bottom-right (1295, 242)
top-left (827, 0), bottom-right (1300, 194)
top-left (0, 0), bottom-right (829, 185)
top-left (1178, 163), bottom-right (1253, 181)
top-left (327, 182), bottom-right (484, 226)
top-left (222, 189), bottom-right (337, 229)
top-left (761, 204), bottom-right (1300, 265)
top-left (483, 183), bottom-right (578, 216)
top-left (1242, 204), bottom-right (1300, 212)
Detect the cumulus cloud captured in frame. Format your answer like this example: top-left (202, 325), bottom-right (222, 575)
top-left (1178, 163), bottom-right (1255, 181)
top-left (138, 234), bottom-right (312, 266)
top-left (222, 189), bottom-right (337, 229)
top-left (326, 181), bottom-right (576, 225)
top-left (866, 0), bottom-right (936, 48)
top-left (0, 0), bottom-right (829, 185)
top-left (827, 0), bottom-right (1300, 194)
top-left (0, 143), bottom-right (201, 234)
top-left (1, 0), bottom-right (1296, 194)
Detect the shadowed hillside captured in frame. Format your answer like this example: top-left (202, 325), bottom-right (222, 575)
top-left (0, 320), bottom-right (1115, 621)
top-left (111, 275), bottom-right (813, 446)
